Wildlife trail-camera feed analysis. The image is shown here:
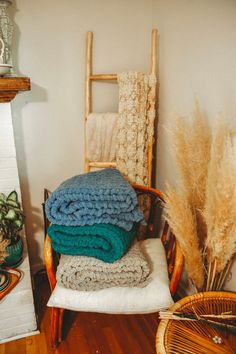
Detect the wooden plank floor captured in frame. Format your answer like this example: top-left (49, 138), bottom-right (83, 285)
top-left (0, 273), bottom-right (159, 354)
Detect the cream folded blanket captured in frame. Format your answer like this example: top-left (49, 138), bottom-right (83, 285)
top-left (56, 242), bottom-right (150, 291)
top-left (86, 112), bottom-right (118, 162)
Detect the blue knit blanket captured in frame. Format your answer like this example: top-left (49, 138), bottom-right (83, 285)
top-left (48, 224), bottom-right (136, 263)
top-left (45, 168), bottom-right (144, 231)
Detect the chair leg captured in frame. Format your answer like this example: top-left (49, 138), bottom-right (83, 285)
top-left (58, 308), bottom-right (65, 343)
top-left (51, 307), bottom-right (59, 348)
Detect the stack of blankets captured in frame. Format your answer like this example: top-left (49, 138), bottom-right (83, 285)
top-left (45, 168), bottom-right (151, 291)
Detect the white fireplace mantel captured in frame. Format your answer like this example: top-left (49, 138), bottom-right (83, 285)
top-left (0, 78), bottom-right (38, 343)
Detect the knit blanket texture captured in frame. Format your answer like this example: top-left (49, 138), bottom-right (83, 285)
top-left (48, 223), bottom-right (136, 263)
top-left (116, 72), bottom-right (156, 186)
top-left (45, 168), bottom-right (144, 231)
top-left (56, 241), bottom-right (150, 291)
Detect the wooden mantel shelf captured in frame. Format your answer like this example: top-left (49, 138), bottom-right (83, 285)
top-left (0, 77), bottom-right (30, 103)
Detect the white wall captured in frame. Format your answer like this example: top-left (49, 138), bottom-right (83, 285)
top-left (152, 0), bottom-right (236, 291)
top-left (10, 0), bottom-right (152, 270)
top-left (8, 0), bottom-right (236, 286)
top-left (153, 0), bottom-right (236, 189)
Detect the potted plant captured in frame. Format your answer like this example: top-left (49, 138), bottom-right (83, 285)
top-left (0, 190), bottom-right (24, 267)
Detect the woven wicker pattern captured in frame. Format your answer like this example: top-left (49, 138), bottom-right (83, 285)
top-left (156, 291), bottom-right (236, 354)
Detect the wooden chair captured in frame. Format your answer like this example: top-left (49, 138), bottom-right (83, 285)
top-left (43, 184), bottom-right (184, 348)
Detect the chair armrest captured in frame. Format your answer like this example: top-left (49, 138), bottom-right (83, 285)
top-left (44, 234), bottom-right (57, 291)
top-left (161, 222), bottom-right (184, 296)
top-left (169, 240), bottom-right (184, 295)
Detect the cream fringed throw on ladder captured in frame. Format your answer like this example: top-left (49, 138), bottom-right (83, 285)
top-left (116, 72), bottom-right (157, 186)
top-left (86, 113), bottom-right (118, 162)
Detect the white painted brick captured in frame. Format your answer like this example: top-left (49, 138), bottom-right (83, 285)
top-left (0, 303), bottom-right (36, 320)
top-left (0, 186), bottom-right (21, 198)
top-left (0, 103), bottom-right (37, 341)
top-left (0, 105), bottom-right (16, 159)
top-left (0, 157), bottom-right (18, 176)
top-left (0, 138), bottom-right (16, 158)
top-left (0, 320), bottom-right (37, 342)
top-left (0, 289), bottom-right (34, 309)
top-left (0, 311), bottom-right (37, 330)
top-left (0, 176), bottom-right (20, 191)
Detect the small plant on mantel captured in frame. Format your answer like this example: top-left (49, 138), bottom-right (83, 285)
top-left (0, 191), bottom-right (24, 266)
top-left (164, 103), bottom-right (236, 292)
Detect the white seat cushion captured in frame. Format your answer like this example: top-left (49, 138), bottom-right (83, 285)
top-left (47, 238), bottom-right (174, 314)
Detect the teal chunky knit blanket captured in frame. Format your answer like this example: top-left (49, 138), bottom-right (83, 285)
top-left (45, 168), bottom-right (144, 231)
top-left (48, 223), bottom-right (136, 263)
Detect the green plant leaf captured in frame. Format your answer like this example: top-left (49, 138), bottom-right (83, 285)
top-left (5, 209), bottom-right (17, 220)
top-left (6, 200), bottom-right (21, 209)
top-left (14, 219), bottom-right (23, 230)
top-left (1, 219), bottom-right (7, 226)
top-left (0, 193), bottom-right (6, 202)
top-left (7, 191), bottom-right (18, 203)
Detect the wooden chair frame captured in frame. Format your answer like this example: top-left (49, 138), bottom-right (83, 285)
top-left (43, 184), bottom-right (184, 348)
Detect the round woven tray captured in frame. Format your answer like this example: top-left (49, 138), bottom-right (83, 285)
top-left (156, 291), bottom-right (236, 354)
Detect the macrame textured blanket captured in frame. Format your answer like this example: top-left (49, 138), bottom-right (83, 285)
top-left (86, 112), bottom-right (118, 162)
top-left (45, 168), bottom-right (144, 231)
top-left (56, 242), bottom-right (150, 291)
top-left (116, 72), bottom-right (156, 185)
top-left (48, 223), bottom-right (136, 263)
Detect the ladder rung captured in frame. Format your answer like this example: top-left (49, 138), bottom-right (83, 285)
top-left (88, 161), bottom-right (117, 168)
top-left (89, 74), bottom-right (117, 81)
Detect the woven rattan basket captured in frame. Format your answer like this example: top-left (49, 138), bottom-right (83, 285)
top-left (156, 291), bottom-right (236, 354)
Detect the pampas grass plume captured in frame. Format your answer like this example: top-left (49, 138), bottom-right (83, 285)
top-left (169, 103), bottom-right (211, 211)
top-left (164, 104), bottom-right (236, 290)
top-left (204, 125), bottom-right (236, 272)
top-left (164, 184), bottom-right (205, 290)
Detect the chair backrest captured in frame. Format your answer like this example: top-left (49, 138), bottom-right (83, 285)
top-left (43, 184), bottom-right (184, 296)
top-left (132, 184), bottom-right (184, 295)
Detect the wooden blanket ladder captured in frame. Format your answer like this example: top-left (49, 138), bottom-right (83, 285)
top-left (84, 29), bottom-right (158, 187)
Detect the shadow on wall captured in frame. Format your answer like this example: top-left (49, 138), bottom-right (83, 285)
top-left (9, 2), bottom-right (48, 268)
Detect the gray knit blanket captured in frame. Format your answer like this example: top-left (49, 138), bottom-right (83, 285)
top-left (45, 168), bottom-right (144, 231)
top-left (56, 242), bottom-right (150, 291)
